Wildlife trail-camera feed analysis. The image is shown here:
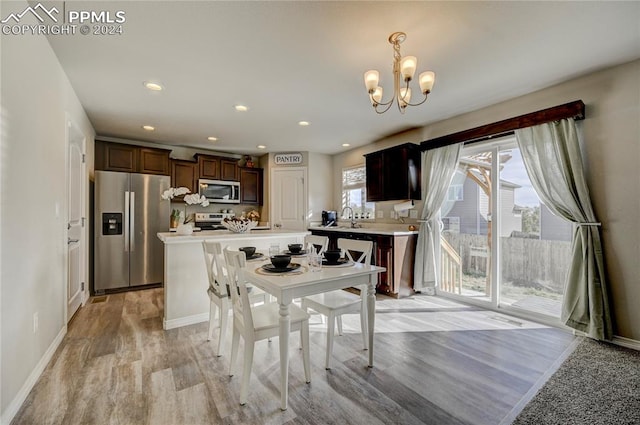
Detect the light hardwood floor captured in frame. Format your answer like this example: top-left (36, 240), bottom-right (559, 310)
top-left (12, 288), bottom-right (575, 425)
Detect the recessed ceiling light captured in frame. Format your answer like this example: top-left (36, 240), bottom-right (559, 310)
top-left (257, 145), bottom-right (266, 149)
top-left (143, 81), bottom-right (163, 91)
top-left (342, 143), bottom-right (351, 147)
top-left (142, 125), bottom-right (155, 131)
top-left (207, 136), bottom-right (218, 141)
top-left (235, 105), bottom-right (248, 112)
top-left (298, 121), bottom-right (310, 126)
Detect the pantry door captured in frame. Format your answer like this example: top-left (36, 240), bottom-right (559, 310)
top-left (270, 167), bottom-right (307, 230)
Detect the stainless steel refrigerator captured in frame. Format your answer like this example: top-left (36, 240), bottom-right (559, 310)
top-left (94, 170), bottom-right (170, 292)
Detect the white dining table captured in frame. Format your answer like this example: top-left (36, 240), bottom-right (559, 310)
top-left (243, 257), bottom-right (385, 410)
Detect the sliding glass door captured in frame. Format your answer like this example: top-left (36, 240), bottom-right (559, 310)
top-left (438, 137), bottom-right (571, 319)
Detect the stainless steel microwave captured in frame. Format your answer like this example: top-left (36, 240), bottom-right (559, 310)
top-left (198, 179), bottom-right (240, 203)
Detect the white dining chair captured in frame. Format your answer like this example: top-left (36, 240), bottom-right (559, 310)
top-left (224, 248), bottom-right (311, 405)
top-left (304, 234), bottom-right (329, 254)
top-left (300, 238), bottom-right (372, 369)
top-left (202, 241), bottom-right (267, 357)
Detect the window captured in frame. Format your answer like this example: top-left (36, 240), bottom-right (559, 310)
top-left (442, 217), bottom-right (460, 233)
top-left (447, 184), bottom-right (464, 201)
top-left (342, 165), bottom-right (375, 219)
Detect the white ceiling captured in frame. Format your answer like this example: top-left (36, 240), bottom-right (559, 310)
top-left (46, 1), bottom-right (640, 155)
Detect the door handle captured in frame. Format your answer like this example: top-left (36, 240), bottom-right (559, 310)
top-left (130, 191), bottom-right (135, 252)
top-left (124, 191), bottom-right (130, 252)
top-left (68, 238), bottom-right (79, 244)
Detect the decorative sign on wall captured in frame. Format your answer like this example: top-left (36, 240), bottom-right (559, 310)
top-left (274, 152), bottom-right (303, 165)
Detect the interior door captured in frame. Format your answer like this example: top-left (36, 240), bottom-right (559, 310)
top-left (270, 167), bottom-right (307, 230)
top-left (67, 119), bottom-right (86, 321)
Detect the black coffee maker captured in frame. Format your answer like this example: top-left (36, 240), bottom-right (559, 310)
top-left (321, 210), bottom-right (337, 226)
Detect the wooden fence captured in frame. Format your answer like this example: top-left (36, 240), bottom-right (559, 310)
top-left (442, 233), bottom-right (571, 294)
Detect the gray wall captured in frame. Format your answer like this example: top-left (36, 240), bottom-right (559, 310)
top-left (1, 5), bottom-right (96, 419)
top-left (333, 59), bottom-right (640, 340)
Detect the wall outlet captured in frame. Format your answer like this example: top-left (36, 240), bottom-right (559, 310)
top-left (33, 312), bottom-right (39, 333)
top-left (376, 211), bottom-right (383, 219)
top-left (409, 209), bottom-right (418, 219)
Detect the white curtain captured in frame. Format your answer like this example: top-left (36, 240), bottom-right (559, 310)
top-left (515, 119), bottom-right (613, 340)
top-left (414, 144), bottom-right (463, 292)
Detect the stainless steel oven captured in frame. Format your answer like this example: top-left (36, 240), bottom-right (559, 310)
top-left (198, 179), bottom-right (240, 203)
top-left (194, 212), bottom-right (234, 230)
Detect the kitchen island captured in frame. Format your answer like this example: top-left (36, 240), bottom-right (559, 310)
top-left (309, 224), bottom-right (418, 298)
top-left (157, 229), bottom-right (309, 329)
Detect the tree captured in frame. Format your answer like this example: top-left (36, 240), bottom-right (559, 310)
top-left (521, 206), bottom-right (540, 235)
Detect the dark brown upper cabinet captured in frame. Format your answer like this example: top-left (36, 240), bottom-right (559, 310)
top-left (364, 143), bottom-right (421, 202)
top-left (96, 141), bottom-right (137, 173)
top-left (221, 158), bottom-right (239, 181)
top-left (139, 147), bottom-right (170, 175)
top-left (198, 154), bottom-right (220, 179)
top-left (170, 159), bottom-right (198, 195)
top-left (95, 141), bottom-right (170, 175)
top-left (239, 167), bottom-right (263, 205)
top-left (197, 154), bottom-right (239, 181)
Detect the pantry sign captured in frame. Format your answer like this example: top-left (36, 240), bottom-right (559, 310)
top-left (274, 153), bottom-right (303, 165)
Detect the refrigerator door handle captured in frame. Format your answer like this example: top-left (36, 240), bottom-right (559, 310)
top-left (130, 191), bottom-right (135, 252)
top-left (124, 191), bottom-right (130, 252)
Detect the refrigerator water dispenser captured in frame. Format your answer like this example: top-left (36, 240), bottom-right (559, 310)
top-left (102, 213), bottom-right (123, 235)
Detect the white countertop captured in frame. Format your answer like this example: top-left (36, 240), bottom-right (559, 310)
top-left (157, 229), bottom-right (310, 244)
top-left (308, 224), bottom-right (419, 236)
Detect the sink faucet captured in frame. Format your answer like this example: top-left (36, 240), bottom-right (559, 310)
top-left (340, 206), bottom-right (359, 228)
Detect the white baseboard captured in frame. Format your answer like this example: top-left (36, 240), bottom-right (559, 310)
top-left (163, 312), bottom-right (209, 330)
top-left (1, 326), bottom-right (67, 425)
top-left (612, 335), bottom-right (640, 351)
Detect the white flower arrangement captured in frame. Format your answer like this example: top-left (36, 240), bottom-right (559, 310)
top-left (161, 187), bottom-right (209, 224)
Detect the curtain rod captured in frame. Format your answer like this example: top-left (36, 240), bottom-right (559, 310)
top-left (420, 100), bottom-right (585, 151)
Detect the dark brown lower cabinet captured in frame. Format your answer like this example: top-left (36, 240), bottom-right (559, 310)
top-left (310, 229), bottom-right (417, 298)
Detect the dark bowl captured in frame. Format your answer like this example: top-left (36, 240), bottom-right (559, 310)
top-left (270, 254), bottom-right (292, 269)
top-left (239, 246), bottom-right (256, 257)
top-left (323, 250), bottom-right (341, 263)
top-left (288, 243), bottom-right (303, 254)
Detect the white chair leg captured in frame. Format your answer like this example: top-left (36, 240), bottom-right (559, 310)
top-left (301, 322), bottom-right (311, 383)
top-left (360, 309), bottom-right (368, 351)
top-left (300, 301), bottom-right (309, 350)
top-left (337, 315), bottom-right (343, 336)
top-left (207, 300), bottom-right (216, 341)
top-left (325, 313), bottom-right (335, 370)
top-left (229, 327), bottom-right (240, 377)
top-left (360, 287), bottom-right (368, 350)
top-left (239, 340), bottom-right (255, 405)
top-left (217, 300), bottom-right (229, 357)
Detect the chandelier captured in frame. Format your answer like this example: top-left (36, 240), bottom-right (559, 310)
top-left (364, 32), bottom-right (435, 114)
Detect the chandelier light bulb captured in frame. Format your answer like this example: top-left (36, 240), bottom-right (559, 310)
top-left (372, 87), bottom-right (383, 105)
top-left (364, 70), bottom-right (379, 93)
top-left (400, 56), bottom-right (417, 81)
top-left (419, 71), bottom-right (436, 94)
top-left (399, 88), bottom-right (411, 108)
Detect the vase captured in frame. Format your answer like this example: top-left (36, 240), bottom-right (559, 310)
top-left (170, 216), bottom-right (180, 229)
top-left (176, 223), bottom-right (193, 235)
